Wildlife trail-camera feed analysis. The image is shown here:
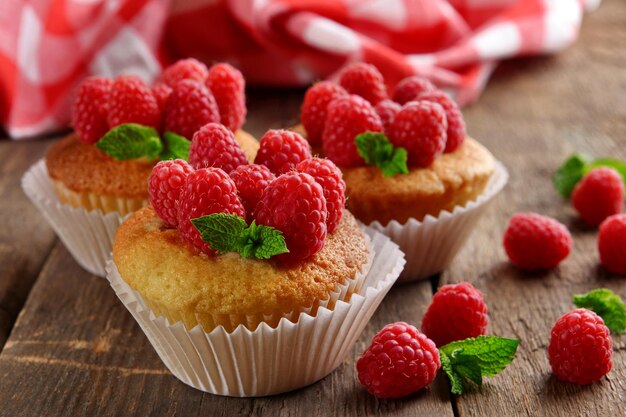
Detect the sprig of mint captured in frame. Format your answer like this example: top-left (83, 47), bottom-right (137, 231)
top-left (160, 131), bottom-right (191, 160)
top-left (191, 213), bottom-right (289, 259)
top-left (96, 124), bottom-right (191, 162)
top-left (573, 288), bottom-right (626, 334)
top-left (553, 153), bottom-right (626, 197)
top-left (439, 336), bottom-right (519, 395)
top-left (355, 132), bottom-right (409, 177)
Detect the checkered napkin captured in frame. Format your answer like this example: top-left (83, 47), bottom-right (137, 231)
top-left (1, 0), bottom-right (600, 139)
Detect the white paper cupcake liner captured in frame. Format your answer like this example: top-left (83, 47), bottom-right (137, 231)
top-left (106, 226), bottom-right (404, 397)
top-left (369, 161), bottom-right (508, 282)
top-left (21, 159), bottom-right (127, 277)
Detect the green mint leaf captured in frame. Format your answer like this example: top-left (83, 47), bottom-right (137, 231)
top-left (160, 131), bottom-right (191, 161)
top-left (96, 123), bottom-right (163, 161)
top-left (553, 153), bottom-right (591, 197)
top-left (573, 288), bottom-right (626, 334)
top-left (585, 158), bottom-right (626, 185)
top-left (439, 336), bottom-right (519, 395)
top-left (355, 132), bottom-right (409, 177)
top-left (242, 221), bottom-right (289, 259)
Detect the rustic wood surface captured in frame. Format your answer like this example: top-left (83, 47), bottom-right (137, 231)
top-left (0, 0), bottom-right (625, 415)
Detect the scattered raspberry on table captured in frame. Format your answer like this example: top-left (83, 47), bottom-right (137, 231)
top-left (598, 214), bottom-right (626, 274)
top-left (572, 167), bottom-right (624, 227)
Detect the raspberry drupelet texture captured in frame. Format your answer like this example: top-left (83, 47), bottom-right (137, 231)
top-left (149, 159), bottom-right (195, 227)
top-left (152, 83), bottom-right (173, 115)
top-left (164, 80), bottom-right (220, 140)
top-left (421, 282), bottom-right (489, 346)
top-left (206, 63), bottom-right (246, 132)
top-left (254, 130), bottom-right (312, 175)
top-left (572, 167), bottom-right (624, 227)
top-left (162, 58), bottom-right (209, 87)
top-left (503, 213), bottom-right (572, 270)
top-left (301, 81), bottom-right (348, 146)
top-left (255, 172), bottom-right (327, 261)
top-left (598, 214), bottom-right (626, 274)
top-left (107, 76), bottom-right (160, 129)
top-left (189, 123), bottom-right (248, 173)
top-left (357, 322), bottom-right (440, 398)
top-left (297, 158), bottom-right (346, 233)
top-left (418, 91), bottom-right (466, 153)
top-left (374, 99), bottom-right (402, 134)
top-left (388, 101), bottom-right (447, 167)
top-left (338, 62), bottom-right (388, 105)
top-left (392, 75), bottom-right (436, 105)
top-left (548, 308), bottom-right (613, 385)
top-left (229, 164), bottom-right (276, 221)
top-left (322, 95), bottom-right (384, 167)
top-left (177, 168), bottom-right (245, 254)
top-left (72, 77), bottom-right (112, 144)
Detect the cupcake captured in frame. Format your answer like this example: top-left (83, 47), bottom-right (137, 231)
top-left (296, 63), bottom-right (508, 281)
top-left (107, 128), bottom-right (404, 395)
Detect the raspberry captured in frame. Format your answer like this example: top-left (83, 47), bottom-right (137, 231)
top-left (421, 282), bottom-right (489, 346)
top-left (374, 99), bottom-right (401, 134)
top-left (388, 101), bottom-right (447, 167)
top-left (152, 83), bottom-right (172, 114)
top-left (503, 213), bottom-right (572, 270)
top-left (229, 164), bottom-right (276, 221)
top-left (598, 214), bottom-right (626, 274)
top-left (418, 91), bottom-right (466, 153)
top-left (572, 167), bottom-right (624, 227)
top-left (301, 81), bottom-right (348, 146)
top-left (356, 322), bottom-right (440, 398)
top-left (338, 62), bottom-right (388, 105)
top-left (148, 159), bottom-right (194, 227)
top-left (255, 172), bottom-right (327, 261)
top-left (392, 75), bottom-right (436, 105)
top-left (164, 80), bottom-right (220, 140)
top-left (206, 63), bottom-right (246, 132)
top-left (189, 123), bottom-right (248, 173)
top-left (72, 76), bottom-right (112, 143)
top-left (322, 95), bottom-right (383, 167)
top-left (296, 158), bottom-right (346, 233)
top-left (177, 168), bottom-right (245, 254)
top-left (162, 58), bottom-right (209, 87)
top-left (548, 309), bottom-right (613, 385)
top-left (254, 130), bottom-right (312, 175)
top-left (107, 75), bottom-right (160, 129)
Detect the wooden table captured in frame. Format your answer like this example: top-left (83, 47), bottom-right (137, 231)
top-left (1, 1), bottom-right (625, 415)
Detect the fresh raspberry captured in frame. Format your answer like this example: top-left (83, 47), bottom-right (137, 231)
top-left (177, 168), bottom-right (245, 254)
top-left (189, 123), bottom-right (248, 173)
top-left (598, 214), bottom-right (626, 274)
top-left (255, 172), bottom-right (327, 261)
top-left (296, 158), bottom-right (346, 233)
top-left (418, 91), bottom-right (466, 153)
top-left (254, 130), bottom-right (312, 175)
top-left (572, 167), bottom-right (624, 227)
top-left (164, 80), bottom-right (220, 140)
top-left (322, 95), bottom-right (383, 167)
top-left (374, 99), bottom-right (401, 134)
top-left (548, 309), bottom-right (613, 385)
top-left (152, 83), bottom-right (172, 114)
top-left (338, 62), bottom-right (388, 105)
top-left (392, 75), bottom-right (436, 105)
top-left (72, 76), bottom-right (112, 143)
top-left (503, 213), bottom-right (572, 270)
top-left (107, 75), bottom-right (160, 129)
top-left (356, 322), bottom-right (440, 398)
top-left (301, 81), bottom-right (348, 146)
top-left (148, 159), bottom-right (194, 227)
top-left (206, 63), bottom-right (246, 132)
top-left (162, 58), bottom-right (209, 87)
top-left (388, 101), bottom-right (447, 167)
top-left (421, 282), bottom-right (489, 347)
top-left (229, 164), bottom-right (276, 221)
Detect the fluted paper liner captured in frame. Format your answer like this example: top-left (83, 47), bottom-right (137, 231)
top-left (369, 161), bottom-right (508, 282)
top-left (106, 227), bottom-right (404, 396)
top-left (21, 159), bottom-right (130, 277)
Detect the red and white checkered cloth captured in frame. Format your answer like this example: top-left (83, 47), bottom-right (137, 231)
top-left (1, 0), bottom-right (600, 139)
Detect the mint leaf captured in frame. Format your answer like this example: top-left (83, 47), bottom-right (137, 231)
top-left (355, 132), bottom-right (409, 177)
top-left (573, 288), bottom-right (626, 334)
top-left (191, 213), bottom-right (289, 259)
top-left (585, 158), bottom-right (626, 184)
top-left (553, 153), bottom-right (591, 197)
top-left (439, 336), bottom-right (519, 395)
top-left (96, 123), bottom-right (163, 161)
top-left (160, 131), bottom-right (191, 161)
